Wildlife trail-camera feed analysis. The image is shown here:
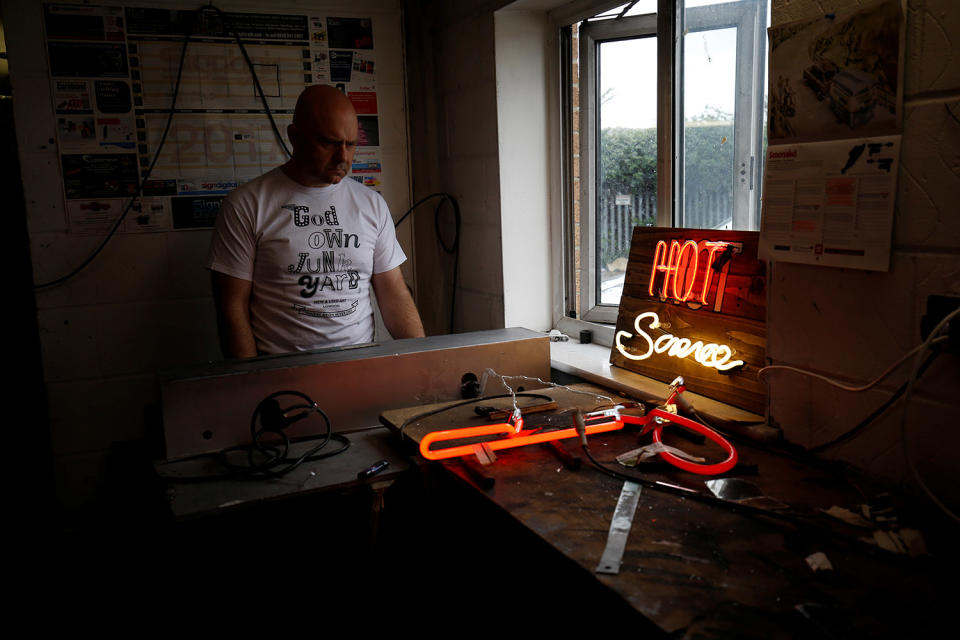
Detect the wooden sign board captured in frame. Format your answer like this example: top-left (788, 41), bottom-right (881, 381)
top-left (609, 228), bottom-right (767, 414)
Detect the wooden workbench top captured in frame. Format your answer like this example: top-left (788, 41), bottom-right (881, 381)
top-left (379, 385), bottom-right (957, 637)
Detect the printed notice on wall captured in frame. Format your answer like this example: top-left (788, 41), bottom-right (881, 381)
top-left (760, 0), bottom-right (905, 271)
top-left (759, 135), bottom-right (900, 271)
top-left (43, 4), bottom-right (384, 232)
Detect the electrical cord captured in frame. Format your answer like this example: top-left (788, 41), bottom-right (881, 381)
top-left (756, 335), bottom-right (951, 456)
top-left (35, 19), bottom-right (191, 289)
top-left (197, 5), bottom-right (291, 159)
top-left (900, 307), bottom-right (960, 523)
top-left (758, 337), bottom-right (947, 393)
top-left (394, 192), bottom-right (461, 333)
top-left (570, 411), bottom-right (904, 552)
top-left (399, 392), bottom-right (556, 442)
top-left (808, 349), bottom-right (942, 453)
top-left (162, 390), bottom-right (349, 482)
top-left (35, 3), bottom-right (291, 289)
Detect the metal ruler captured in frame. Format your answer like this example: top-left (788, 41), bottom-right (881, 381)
top-left (596, 480), bottom-right (642, 575)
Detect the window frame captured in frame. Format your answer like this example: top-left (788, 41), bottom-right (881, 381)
top-left (576, 8), bottom-right (673, 324)
top-left (678, 1), bottom-right (768, 232)
top-left (564, 0), bottom-right (767, 327)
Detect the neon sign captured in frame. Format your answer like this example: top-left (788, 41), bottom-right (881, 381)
top-left (615, 311), bottom-right (744, 371)
top-left (418, 402), bottom-right (738, 476)
top-left (649, 239), bottom-right (741, 311)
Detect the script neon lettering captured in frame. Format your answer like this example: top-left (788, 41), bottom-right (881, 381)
top-left (614, 311), bottom-right (744, 371)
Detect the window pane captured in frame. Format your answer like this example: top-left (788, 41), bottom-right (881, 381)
top-left (682, 26), bottom-right (737, 230)
top-left (597, 36), bottom-right (657, 305)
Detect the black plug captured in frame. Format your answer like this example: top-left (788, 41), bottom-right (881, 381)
top-left (259, 398), bottom-right (285, 430)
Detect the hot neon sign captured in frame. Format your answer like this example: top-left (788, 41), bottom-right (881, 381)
top-left (649, 239), bottom-right (741, 311)
top-left (615, 311), bottom-right (744, 371)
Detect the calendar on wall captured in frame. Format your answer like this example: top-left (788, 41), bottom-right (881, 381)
top-left (43, 4), bottom-right (384, 234)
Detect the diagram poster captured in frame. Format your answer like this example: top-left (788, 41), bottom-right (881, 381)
top-left (760, 0), bottom-right (904, 271)
top-left (43, 4), bottom-right (384, 231)
top-left (766, 0), bottom-right (903, 145)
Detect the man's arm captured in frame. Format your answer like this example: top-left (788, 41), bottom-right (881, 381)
top-left (371, 266), bottom-right (426, 339)
top-left (211, 271), bottom-right (258, 359)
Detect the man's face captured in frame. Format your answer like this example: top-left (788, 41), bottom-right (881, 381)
top-left (289, 107), bottom-right (358, 186)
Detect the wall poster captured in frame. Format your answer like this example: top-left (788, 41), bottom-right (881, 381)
top-left (42, 3), bottom-right (385, 234)
top-left (759, 0), bottom-right (904, 271)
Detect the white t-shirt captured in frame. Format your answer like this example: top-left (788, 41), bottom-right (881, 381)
top-left (206, 168), bottom-right (406, 354)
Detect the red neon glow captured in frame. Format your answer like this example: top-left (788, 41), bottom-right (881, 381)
top-left (662, 240), bottom-right (681, 297)
top-left (647, 238), bottom-right (738, 309)
top-left (672, 240), bottom-right (699, 301)
top-left (699, 241), bottom-right (726, 305)
top-left (645, 408), bottom-right (738, 475)
top-left (419, 405), bottom-right (737, 475)
top-left (419, 418), bottom-right (624, 460)
top-left (649, 240), bottom-right (668, 297)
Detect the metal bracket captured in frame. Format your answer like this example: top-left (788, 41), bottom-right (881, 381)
top-left (596, 480), bottom-right (642, 575)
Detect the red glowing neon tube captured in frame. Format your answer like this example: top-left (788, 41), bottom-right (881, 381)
top-left (672, 239), bottom-right (700, 302)
top-left (418, 405), bottom-right (737, 476)
top-left (644, 408), bottom-right (737, 475)
top-left (419, 417), bottom-right (624, 460)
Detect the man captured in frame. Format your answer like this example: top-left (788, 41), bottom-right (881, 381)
top-left (206, 85), bottom-right (425, 358)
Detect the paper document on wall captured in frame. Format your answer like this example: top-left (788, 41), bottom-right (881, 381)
top-left (759, 135), bottom-right (900, 271)
top-left (760, 0), bottom-right (905, 271)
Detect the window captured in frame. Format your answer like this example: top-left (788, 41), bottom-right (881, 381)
top-left (566, 0), bottom-right (769, 324)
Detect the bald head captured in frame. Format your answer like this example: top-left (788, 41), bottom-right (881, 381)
top-left (293, 84), bottom-right (356, 129)
top-left (284, 85), bottom-right (359, 187)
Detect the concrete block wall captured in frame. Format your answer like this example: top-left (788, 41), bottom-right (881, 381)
top-left (767, 0), bottom-right (960, 510)
top-left (6, 0), bottom-right (409, 510)
top-left (495, 8), bottom-right (556, 333)
top-left (406, 0), bottom-right (509, 335)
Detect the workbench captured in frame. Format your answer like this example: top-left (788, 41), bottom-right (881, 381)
top-left (152, 382), bottom-right (956, 637)
top-left (378, 383), bottom-right (957, 637)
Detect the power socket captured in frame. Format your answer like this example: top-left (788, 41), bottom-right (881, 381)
top-left (921, 295), bottom-right (959, 354)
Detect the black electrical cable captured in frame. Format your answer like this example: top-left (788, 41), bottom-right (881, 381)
top-left (394, 192), bottom-right (461, 333)
top-left (197, 5), bottom-right (291, 158)
top-left (579, 439), bottom-right (810, 527)
top-left (573, 423), bottom-right (900, 553)
top-left (162, 390), bottom-right (349, 482)
top-left (35, 3), bottom-right (291, 289)
top-left (34, 19), bottom-right (191, 289)
top-left (399, 392), bottom-right (555, 442)
top-left (808, 349), bottom-right (941, 454)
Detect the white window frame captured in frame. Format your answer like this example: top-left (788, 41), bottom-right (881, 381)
top-left (562, 0), bottom-right (767, 328)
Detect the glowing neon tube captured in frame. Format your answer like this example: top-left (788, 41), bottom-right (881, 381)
top-left (645, 408), bottom-right (738, 475)
top-left (615, 311), bottom-right (744, 371)
top-left (419, 419), bottom-right (624, 461)
top-left (420, 409), bottom-right (736, 475)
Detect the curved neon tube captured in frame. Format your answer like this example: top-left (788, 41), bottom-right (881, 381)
top-left (649, 240), bottom-right (668, 297)
top-left (673, 240), bottom-right (699, 302)
top-left (699, 241), bottom-right (727, 305)
top-left (419, 419), bottom-right (624, 460)
top-left (420, 407), bottom-right (737, 475)
top-left (646, 408), bottom-right (738, 475)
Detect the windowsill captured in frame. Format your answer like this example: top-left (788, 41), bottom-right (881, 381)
top-left (549, 339), bottom-right (764, 423)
